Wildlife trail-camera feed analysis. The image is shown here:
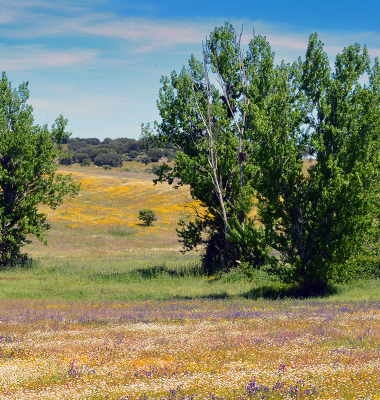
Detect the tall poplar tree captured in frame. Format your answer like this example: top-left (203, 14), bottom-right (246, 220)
top-left (249, 34), bottom-right (380, 290)
top-left (150, 24), bottom-right (380, 289)
top-left (150, 24), bottom-right (267, 272)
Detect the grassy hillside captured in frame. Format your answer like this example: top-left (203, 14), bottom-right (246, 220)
top-left (1, 161), bottom-right (380, 399)
top-left (28, 162), bottom-right (195, 261)
top-left (1, 160), bottom-right (380, 302)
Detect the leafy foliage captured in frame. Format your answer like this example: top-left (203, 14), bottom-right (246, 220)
top-left (129, 150), bottom-right (139, 160)
top-left (140, 156), bottom-right (151, 165)
top-left (150, 23), bottom-right (380, 290)
top-left (150, 23), bottom-right (266, 273)
top-left (249, 34), bottom-right (380, 290)
top-left (147, 148), bottom-right (164, 162)
top-left (138, 209), bottom-right (157, 226)
top-left (59, 156), bottom-right (73, 165)
top-left (74, 153), bottom-right (90, 164)
top-left (0, 72), bottom-right (80, 266)
top-left (94, 153), bottom-right (123, 167)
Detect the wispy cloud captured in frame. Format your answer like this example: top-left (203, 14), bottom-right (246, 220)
top-left (0, 1), bottom-right (379, 59)
top-left (0, 45), bottom-right (98, 71)
top-left (0, 0), bottom-right (378, 139)
top-left (72, 15), bottom-right (210, 45)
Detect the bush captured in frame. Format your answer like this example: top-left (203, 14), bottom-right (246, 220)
top-left (75, 153), bottom-right (89, 163)
top-left (67, 138), bottom-right (100, 151)
top-left (334, 255), bottom-right (380, 282)
top-left (116, 144), bottom-right (130, 154)
top-left (89, 147), bottom-right (113, 161)
top-left (138, 209), bottom-right (157, 226)
top-left (147, 148), bottom-right (164, 162)
top-left (163, 148), bottom-right (175, 161)
top-left (94, 153), bottom-right (123, 167)
top-left (128, 141), bottom-right (141, 152)
top-left (59, 156), bottom-right (73, 165)
top-left (102, 165), bottom-right (112, 170)
top-left (81, 158), bottom-right (91, 166)
top-left (129, 150), bottom-right (139, 160)
top-left (140, 156), bottom-right (151, 165)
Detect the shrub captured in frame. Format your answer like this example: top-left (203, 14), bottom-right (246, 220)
top-left (116, 144), bottom-right (130, 154)
top-left (75, 153), bottom-right (89, 163)
top-left (129, 150), bottom-right (139, 160)
top-left (163, 148), bottom-right (175, 161)
top-left (140, 156), bottom-right (151, 165)
top-left (94, 153), bottom-right (123, 167)
top-left (59, 156), bottom-right (73, 165)
top-left (128, 141), bottom-right (141, 152)
top-left (147, 148), bottom-right (164, 162)
top-left (138, 209), bottom-right (157, 226)
top-left (102, 165), bottom-right (112, 170)
top-left (333, 255), bottom-right (380, 283)
top-left (81, 158), bottom-right (91, 166)
top-left (89, 147), bottom-right (113, 161)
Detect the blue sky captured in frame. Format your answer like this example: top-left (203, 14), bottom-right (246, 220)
top-left (1, 0), bottom-right (379, 140)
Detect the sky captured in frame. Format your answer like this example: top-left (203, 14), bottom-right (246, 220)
top-left (0, 0), bottom-right (379, 140)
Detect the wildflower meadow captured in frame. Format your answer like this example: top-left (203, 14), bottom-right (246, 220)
top-left (1, 164), bottom-right (380, 399)
top-left (1, 299), bottom-right (380, 399)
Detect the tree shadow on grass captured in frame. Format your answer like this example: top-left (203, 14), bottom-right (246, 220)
top-left (90, 263), bottom-right (204, 282)
top-left (171, 291), bottom-right (230, 300)
top-left (242, 283), bottom-right (339, 300)
top-left (132, 263), bottom-right (204, 278)
top-left (0, 255), bottom-right (37, 271)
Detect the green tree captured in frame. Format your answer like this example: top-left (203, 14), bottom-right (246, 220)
top-left (138, 209), bottom-right (157, 226)
top-left (0, 72), bottom-right (80, 266)
top-left (140, 156), bottom-right (151, 165)
top-left (129, 150), bottom-right (139, 160)
top-left (248, 34), bottom-right (380, 291)
top-left (147, 23), bottom-right (267, 273)
top-left (149, 22), bottom-right (380, 288)
top-left (93, 153), bottom-right (123, 167)
top-left (147, 148), bottom-right (164, 162)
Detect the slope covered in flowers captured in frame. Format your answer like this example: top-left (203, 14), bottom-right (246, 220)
top-left (45, 170), bottom-right (196, 231)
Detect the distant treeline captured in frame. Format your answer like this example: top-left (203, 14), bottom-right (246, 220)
top-left (59, 137), bottom-right (176, 167)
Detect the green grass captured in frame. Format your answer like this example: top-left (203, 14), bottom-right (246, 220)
top-left (0, 258), bottom-right (252, 301)
top-left (1, 162), bottom-right (380, 303)
top-left (1, 256), bottom-right (380, 302)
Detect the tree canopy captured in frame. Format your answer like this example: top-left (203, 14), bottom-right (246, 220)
top-left (0, 72), bottom-right (80, 266)
top-left (148, 23), bottom-right (380, 290)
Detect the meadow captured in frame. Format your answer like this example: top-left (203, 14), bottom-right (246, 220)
top-left (1, 162), bottom-right (380, 399)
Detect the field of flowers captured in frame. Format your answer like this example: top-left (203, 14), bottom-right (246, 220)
top-left (2, 164), bottom-right (379, 398)
top-left (25, 166), bottom-right (202, 262)
top-left (1, 299), bottom-right (380, 399)
top-left (45, 168), bottom-right (196, 232)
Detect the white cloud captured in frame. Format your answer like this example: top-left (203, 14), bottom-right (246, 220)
top-left (0, 45), bottom-right (98, 71)
top-left (0, 1), bottom-right (378, 139)
top-left (0, 1), bottom-right (379, 60)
